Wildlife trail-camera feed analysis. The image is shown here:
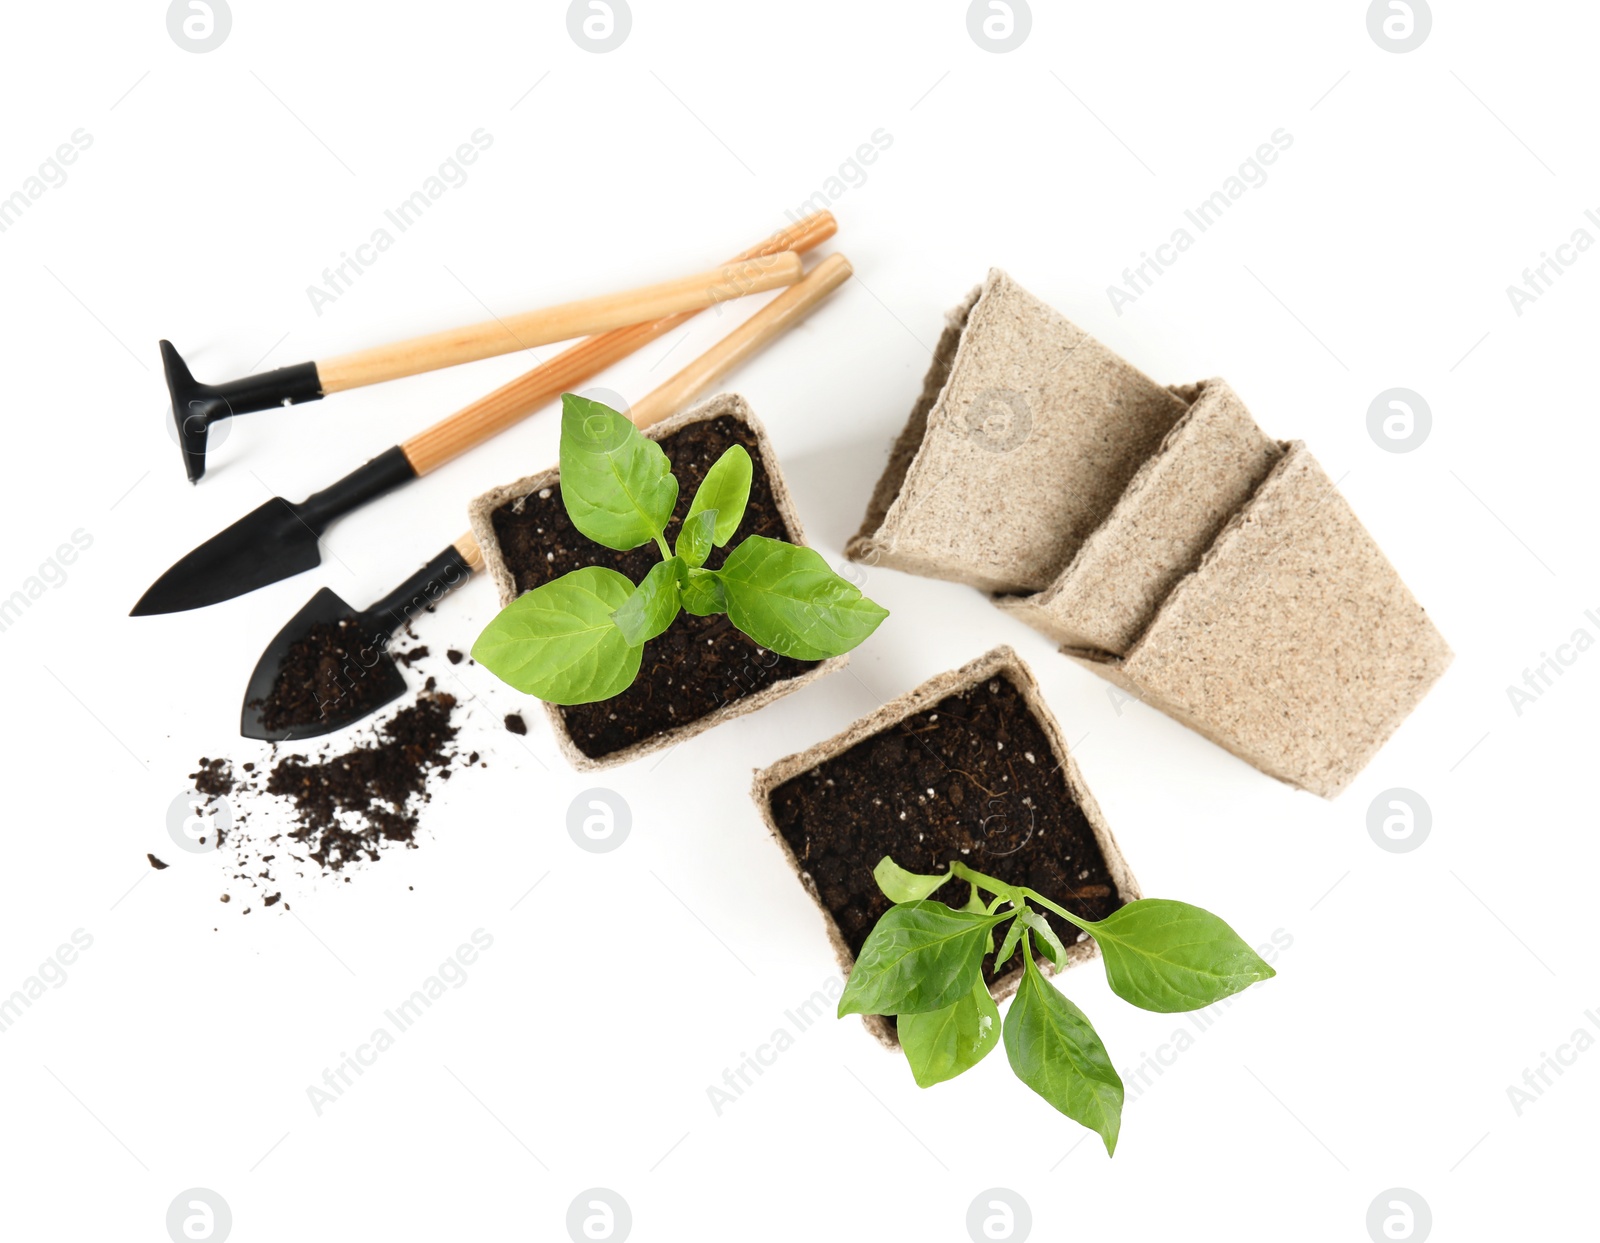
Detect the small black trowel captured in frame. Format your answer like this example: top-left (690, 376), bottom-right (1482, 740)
top-left (239, 536), bottom-right (482, 741)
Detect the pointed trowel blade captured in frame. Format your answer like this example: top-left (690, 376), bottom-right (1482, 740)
top-left (130, 497), bottom-right (326, 616)
top-left (239, 588), bottom-right (408, 742)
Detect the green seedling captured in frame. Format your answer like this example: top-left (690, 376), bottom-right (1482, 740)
top-left (838, 856), bottom-right (1276, 1155)
top-left (473, 395), bottom-right (888, 704)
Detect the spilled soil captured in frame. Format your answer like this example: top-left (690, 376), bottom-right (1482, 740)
top-left (184, 642), bottom-right (485, 913)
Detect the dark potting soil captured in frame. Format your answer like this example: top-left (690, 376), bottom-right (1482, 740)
top-left (766, 676), bottom-right (1126, 988)
top-left (266, 693), bottom-right (460, 871)
top-left (489, 415), bottom-right (819, 760)
top-left (249, 616), bottom-right (399, 734)
top-left (191, 757), bottom-right (234, 798)
top-left (181, 639), bottom-right (476, 910)
top-left (503, 713), bottom-right (527, 736)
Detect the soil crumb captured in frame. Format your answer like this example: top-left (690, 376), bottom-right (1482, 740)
top-left (503, 713), bottom-right (527, 735)
top-left (191, 757), bottom-right (234, 798)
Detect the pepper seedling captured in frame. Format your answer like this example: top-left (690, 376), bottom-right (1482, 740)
top-left (473, 396), bottom-right (889, 704)
top-left (838, 856), bottom-right (1276, 1155)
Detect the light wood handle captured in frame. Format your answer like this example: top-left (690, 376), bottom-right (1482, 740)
top-left (317, 252), bottom-right (802, 393)
top-left (399, 212), bottom-right (836, 476)
top-left (630, 253), bottom-right (854, 430)
top-left (453, 531), bottom-right (485, 574)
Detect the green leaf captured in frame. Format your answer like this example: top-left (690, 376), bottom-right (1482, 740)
top-left (899, 978), bottom-right (1001, 1088)
top-left (1079, 899), bottom-right (1276, 1013)
top-left (685, 444), bottom-right (752, 546)
top-left (674, 509), bottom-right (718, 569)
top-left (559, 393), bottom-right (679, 551)
top-left (994, 915), bottom-right (1025, 971)
top-left (718, 536), bottom-right (889, 660)
top-left (1004, 952), bottom-right (1124, 1154)
top-left (471, 567), bottom-right (642, 705)
top-left (874, 857), bottom-right (952, 904)
top-left (837, 902), bottom-right (1001, 1018)
top-left (963, 884), bottom-right (1000, 956)
top-left (610, 557), bottom-right (683, 647)
top-left (680, 569), bottom-right (727, 617)
top-left (1023, 909), bottom-right (1070, 970)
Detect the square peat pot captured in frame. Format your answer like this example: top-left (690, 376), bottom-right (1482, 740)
top-left (853, 304), bottom-right (1453, 801)
top-left (751, 645), bottom-right (1141, 1048)
top-left (996, 379), bottom-right (1283, 656)
top-left (846, 268), bottom-right (1189, 595)
top-left (987, 378), bottom-right (1451, 798)
top-left (1061, 442), bottom-right (1454, 799)
top-left (468, 393), bottom-right (846, 770)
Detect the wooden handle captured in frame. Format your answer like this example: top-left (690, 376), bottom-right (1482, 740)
top-left (453, 530), bottom-right (485, 574)
top-left (399, 212), bottom-right (837, 476)
top-left (317, 252), bottom-right (802, 393)
top-left (630, 253), bottom-right (853, 430)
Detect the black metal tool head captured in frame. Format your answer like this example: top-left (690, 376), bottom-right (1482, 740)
top-left (159, 340), bottom-right (324, 484)
top-left (237, 543), bottom-right (478, 740)
top-left (240, 588), bottom-right (408, 743)
top-left (129, 447), bottom-right (418, 617)
top-left (130, 496), bottom-right (325, 616)
top-left (160, 340), bottom-right (218, 485)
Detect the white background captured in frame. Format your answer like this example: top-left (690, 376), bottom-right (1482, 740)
top-left (1, 1), bottom-right (1595, 1239)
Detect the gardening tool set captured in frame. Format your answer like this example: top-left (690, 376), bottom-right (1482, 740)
top-left (134, 212), bottom-right (850, 737)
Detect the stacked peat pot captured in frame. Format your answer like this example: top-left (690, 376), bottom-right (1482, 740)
top-left (470, 394), bottom-right (843, 769)
top-left (847, 269), bottom-right (1452, 799)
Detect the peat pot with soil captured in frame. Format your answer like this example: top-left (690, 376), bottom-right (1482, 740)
top-left (752, 646), bottom-right (1277, 1154)
top-left (468, 392), bottom-right (887, 769)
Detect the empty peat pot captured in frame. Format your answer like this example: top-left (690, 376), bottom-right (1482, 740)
top-left (1058, 441), bottom-right (1453, 798)
top-left (849, 266), bottom-right (1452, 798)
top-left (995, 378), bottom-right (1283, 655)
top-left (847, 268), bottom-right (1189, 594)
top-left (468, 393), bottom-right (845, 770)
top-left (987, 377), bottom-right (1452, 798)
top-left (751, 645), bottom-right (1141, 1048)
